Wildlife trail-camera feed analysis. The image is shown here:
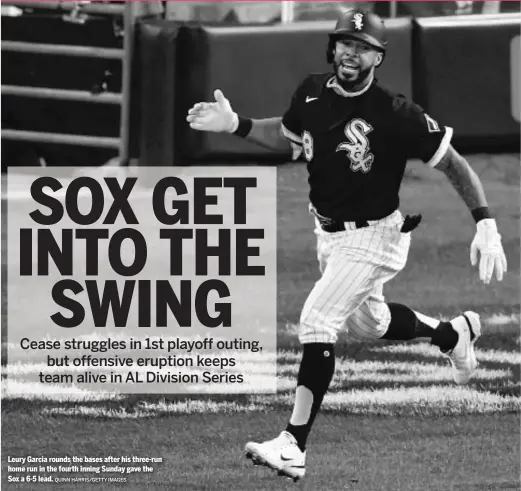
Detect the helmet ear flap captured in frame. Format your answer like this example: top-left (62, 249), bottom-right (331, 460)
top-left (326, 37), bottom-right (335, 64)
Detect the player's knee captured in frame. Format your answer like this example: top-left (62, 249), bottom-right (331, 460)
top-left (299, 302), bottom-right (346, 344)
top-left (298, 316), bottom-right (339, 344)
top-left (347, 308), bottom-right (389, 340)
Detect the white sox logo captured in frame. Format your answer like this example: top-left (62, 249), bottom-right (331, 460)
top-left (336, 119), bottom-right (374, 173)
top-left (352, 13), bottom-right (364, 31)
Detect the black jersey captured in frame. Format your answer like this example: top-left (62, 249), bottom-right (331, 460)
top-left (281, 73), bottom-right (453, 221)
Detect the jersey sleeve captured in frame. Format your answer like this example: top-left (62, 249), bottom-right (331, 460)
top-left (281, 77), bottom-right (309, 147)
top-left (393, 96), bottom-right (453, 167)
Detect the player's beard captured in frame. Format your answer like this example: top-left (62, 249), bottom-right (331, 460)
top-left (334, 63), bottom-right (374, 92)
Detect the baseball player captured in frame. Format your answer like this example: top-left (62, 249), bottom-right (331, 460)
top-left (186, 9), bottom-right (507, 481)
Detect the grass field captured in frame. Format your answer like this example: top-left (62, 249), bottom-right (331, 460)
top-left (2, 154), bottom-right (520, 491)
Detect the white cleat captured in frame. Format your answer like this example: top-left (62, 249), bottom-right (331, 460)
top-left (445, 311), bottom-right (481, 385)
top-left (244, 431), bottom-right (306, 482)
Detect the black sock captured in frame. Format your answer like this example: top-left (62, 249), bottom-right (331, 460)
top-left (382, 303), bottom-right (431, 340)
top-left (382, 303), bottom-right (458, 351)
top-left (431, 321), bottom-right (459, 352)
top-left (286, 343), bottom-right (335, 452)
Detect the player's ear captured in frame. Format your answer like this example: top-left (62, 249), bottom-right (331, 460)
top-left (375, 52), bottom-right (383, 67)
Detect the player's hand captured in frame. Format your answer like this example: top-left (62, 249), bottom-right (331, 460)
top-left (186, 89), bottom-right (238, 133)
top-left (470, 219), bottom-right (507, 284)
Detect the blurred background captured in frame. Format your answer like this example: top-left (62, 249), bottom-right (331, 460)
top-left (1, 1), bottom-right (520, 170)
top-left (164, 0), bottom-right (520, 22)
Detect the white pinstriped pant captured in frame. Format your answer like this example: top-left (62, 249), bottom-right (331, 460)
top-left (299, 210), bottom-right (411, 344)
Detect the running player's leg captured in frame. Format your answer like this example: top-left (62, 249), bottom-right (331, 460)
top-left (380, 303), bottom-right (457, 349)
top-left (245, 217), bottom-right (410, 479)
top-left (348, 289), bottom-right (457, 349)
top-left (285, 220), bottom-right (411, 453)
top-left (284, 245), bottom-right (393, 454)
top-left (245, 246), bottom-right (382, 479)
top-left (348, 294), bottom-right (482, 384)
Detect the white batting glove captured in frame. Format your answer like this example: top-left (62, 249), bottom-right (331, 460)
top-left (470, 218), bottom-right (507, 284)
top-left (186, 89), bottom-right (238, 133)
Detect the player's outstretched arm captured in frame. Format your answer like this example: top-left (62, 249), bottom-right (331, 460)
top-left (435, 145), bottom-right (507, 284)
top-left (186, 89), bottom-right (291, 153)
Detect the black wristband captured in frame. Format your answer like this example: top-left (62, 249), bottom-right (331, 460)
top-left (471, 206), bottom-right (492, 223)
top-left (233, 115), bottom-right (253, 138)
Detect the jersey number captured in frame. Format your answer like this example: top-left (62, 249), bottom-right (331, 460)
top-left (336, 119), bottom-right (374, 173)
top-left (302, 131), bottom-right (314, 162)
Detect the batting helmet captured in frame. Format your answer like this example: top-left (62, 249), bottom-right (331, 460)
top-left (326, 9), bottom-right (387, 64)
